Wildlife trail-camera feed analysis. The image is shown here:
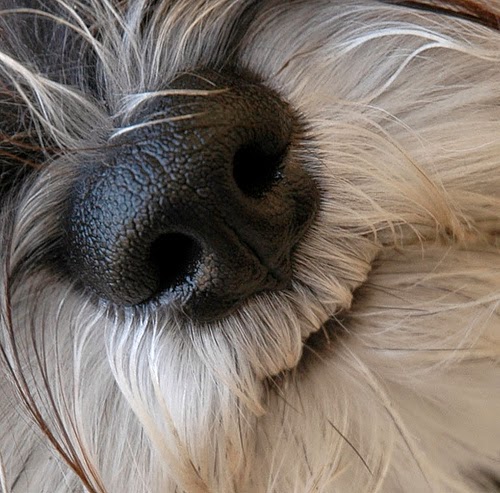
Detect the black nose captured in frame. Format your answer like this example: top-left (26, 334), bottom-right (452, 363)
top-left (66, 70), bottom-right (318, 322)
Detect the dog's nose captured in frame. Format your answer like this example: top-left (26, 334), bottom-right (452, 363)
top-left (66, 71), bottom-right (318, 321)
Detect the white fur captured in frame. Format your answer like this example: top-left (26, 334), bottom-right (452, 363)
top-left (0, 1), bottom-right (499, 492)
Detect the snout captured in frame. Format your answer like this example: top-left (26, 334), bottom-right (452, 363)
top-left (65, 70), bottom-right (319, 322)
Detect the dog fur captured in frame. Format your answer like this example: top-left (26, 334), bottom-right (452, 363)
top-left (0, 1), bottom-right (499, 491)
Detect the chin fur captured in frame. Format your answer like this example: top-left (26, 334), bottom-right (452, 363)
top-left (0, 1), bottom-right (499, 492)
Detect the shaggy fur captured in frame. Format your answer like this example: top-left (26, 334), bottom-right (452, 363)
top-left (0, 0), bottom-right (499, 491)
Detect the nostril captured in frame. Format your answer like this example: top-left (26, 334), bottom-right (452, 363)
top-left (232, 141), bottom-right (287, 198)
top-left (149, 233), bottom-right (202, 293)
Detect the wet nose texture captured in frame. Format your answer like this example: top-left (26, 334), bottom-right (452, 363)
top-left (66, 70), bottom-right (319, 322)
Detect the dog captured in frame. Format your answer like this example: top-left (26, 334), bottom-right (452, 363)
top-left (0, 0), bottom-right (499, 491)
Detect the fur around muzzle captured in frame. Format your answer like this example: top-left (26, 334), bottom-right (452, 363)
top-left (0, 1), bottom-right (499, 492)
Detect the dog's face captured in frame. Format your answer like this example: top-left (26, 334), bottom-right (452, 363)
top-left (0, 1), bottom-right (499, 492)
